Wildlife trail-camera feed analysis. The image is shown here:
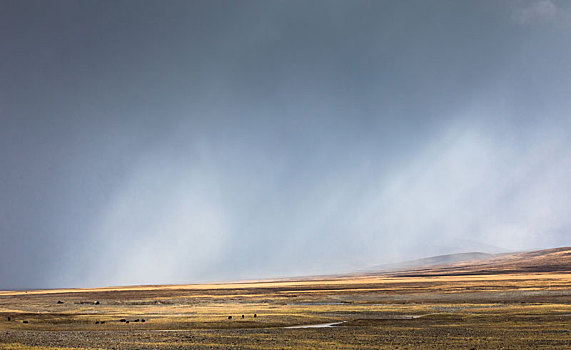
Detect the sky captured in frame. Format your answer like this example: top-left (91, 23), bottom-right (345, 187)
top-left (1, 0), bottom-right (571, 290)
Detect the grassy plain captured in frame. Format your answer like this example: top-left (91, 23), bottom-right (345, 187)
top-left (1, 248), bottom-right (570, 349)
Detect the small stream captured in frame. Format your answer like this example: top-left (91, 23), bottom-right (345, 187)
top-left (285, 321), bottom-right (345, 329)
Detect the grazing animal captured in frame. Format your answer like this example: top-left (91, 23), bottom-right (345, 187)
top-left (141, 319), bottom-right (145, 322)
top-left (254, 314), bottom-right (257, 318)
top-left (57, 300), bottom-right (64, 304)
top-left (22, 321), bottom-right (28, 324)
top-left (241, 315), bottom-right (244, 319)
top-left (101, 321), bottom-right (106, 324)
top-left (125, 321), bottom-right (130, 324)
top-left (7, 317), bottom-right (11, 321)
top-left (95, 321), bottom-right (100, 324)
top-left (119, 319), bottom-right (126, 322)
top-left (228, 316), bottom-right (232, 319)
top-left (134, 319), bottom-right (139, 322)
top-left (94, 301), bottom-right (100, 305)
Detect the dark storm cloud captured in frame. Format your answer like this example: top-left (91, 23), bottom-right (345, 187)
top-left (1, 1), bottom-right (570, 289)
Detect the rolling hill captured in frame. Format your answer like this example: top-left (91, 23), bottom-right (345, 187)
top-left (383, 246), bottom-right (571, 277)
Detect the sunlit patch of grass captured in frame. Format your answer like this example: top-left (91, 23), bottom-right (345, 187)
top-left (0, 343), bottom-right (105, 350)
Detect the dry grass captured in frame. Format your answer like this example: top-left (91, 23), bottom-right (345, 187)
top-left (1, 271), bottom-right (570, 349)
top-left (0, 344), bottom-right (104, 350)
top-left (2, 248), bottom-right (571, 348)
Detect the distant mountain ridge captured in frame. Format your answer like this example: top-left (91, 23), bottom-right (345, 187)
top-left (366, 252), bottom-right (498, 272)
top-left (382, 246), bottom-right (571, 277)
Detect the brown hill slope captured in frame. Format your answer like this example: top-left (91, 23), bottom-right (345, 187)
top-left (367, 252), bottom-right (497, 272)
top-left (389, 246), bottom-right (571, 277)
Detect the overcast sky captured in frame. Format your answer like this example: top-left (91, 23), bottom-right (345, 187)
top-left (1, 0), bottom-right (570, 289)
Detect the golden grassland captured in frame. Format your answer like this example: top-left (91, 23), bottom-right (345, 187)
top-left (1, 271), bottom-right (570, 349)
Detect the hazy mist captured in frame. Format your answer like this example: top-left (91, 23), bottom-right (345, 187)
top-left (1, 1), bottom-right (570, 289)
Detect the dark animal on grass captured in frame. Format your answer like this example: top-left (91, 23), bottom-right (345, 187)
top-left (57, 300), bottom-right (64, 304)
top-left (228, 316), bottom-right (232, 319)
top-left (94, 301), bottom-right (100, 305)
top-left (95, 321), bottom-right (100, 324)
top-left (254, 314), bottom-right (257, 318)
top-left (125, 320), bottom-right (130, 324)
top-left (242, 315), bottom-right (244, 319)
top-left (7, 317), bottom-right (11, 321)
top-left (141, 319), bottom-right (145, 322)
top-left (22, 321), bottom-right (28, 324)
top-left (119, 319), bottom-right (126, 322)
